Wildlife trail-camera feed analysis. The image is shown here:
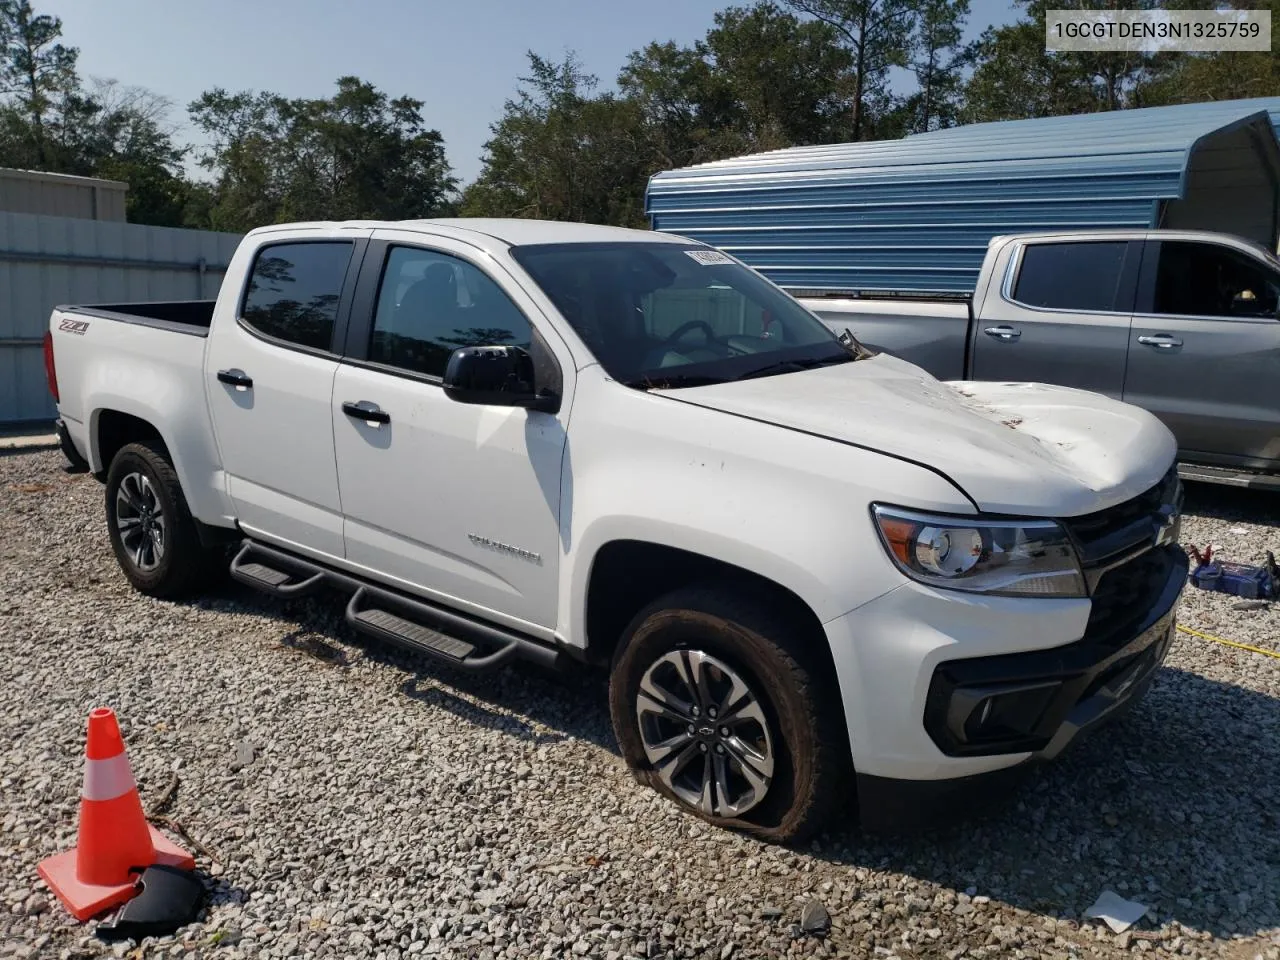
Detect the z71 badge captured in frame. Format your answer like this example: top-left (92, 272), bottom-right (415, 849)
top-left (58, 319), bottom-right (90, 335)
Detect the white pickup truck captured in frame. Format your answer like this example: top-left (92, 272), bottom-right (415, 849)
top-left (45, 218), bottom-right (1186, 839)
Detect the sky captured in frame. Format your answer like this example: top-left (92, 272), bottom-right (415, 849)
top-left (54, 0), bottom-right (1020, 186)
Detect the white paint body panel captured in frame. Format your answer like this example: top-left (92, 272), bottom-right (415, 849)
top-left (49, 217), bottom-right (1181, 788)
top-left (47, 310), bottom-right (233, 526)
top-left (665, 354), bottom-right (1175, 516)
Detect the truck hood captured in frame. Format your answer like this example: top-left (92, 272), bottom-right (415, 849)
top-left (669, 355), bottom-right (1176, 516)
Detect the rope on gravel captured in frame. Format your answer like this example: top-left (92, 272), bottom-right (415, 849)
top-left (145, 771), bottom-right (222, 864)
top-left (1177, 623), bottom-right (1280, 660)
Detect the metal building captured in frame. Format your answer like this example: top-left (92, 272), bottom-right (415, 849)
top-left (0, 212), bottom-right (242, 424)
top-left (646, 96), bottom-right (1280, 294)
top-left (0, 168), bottom-right (128, 222)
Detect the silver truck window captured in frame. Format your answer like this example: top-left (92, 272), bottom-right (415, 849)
top-left (1152, 241), bottom-right (1280, 319)
top-left (241, 242), bottom-right (353, 350)
top-left (370, 246), bottom-right (532, 378)
top-left (1012, 242), bottom-right (1128, 312)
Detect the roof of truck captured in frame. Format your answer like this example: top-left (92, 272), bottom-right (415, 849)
top-left (249, 217), bottom-right (693, 250)
top-left (417, 218), bottom-right (690, 247)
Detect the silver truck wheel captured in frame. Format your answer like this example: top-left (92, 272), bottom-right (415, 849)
top-left (636, 649), bottom-right (775, 817)
top-left (114, 472), bottom-right (166, 571)
top-left (105, 440), bottom-right (213, 599)
top-left (610, 586), bottom-right (850, 842)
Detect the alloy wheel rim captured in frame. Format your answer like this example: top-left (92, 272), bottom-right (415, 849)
top-left (115, 472), bottom-right (165, 571)
top-left (635, 649), bottom-right (775, 818)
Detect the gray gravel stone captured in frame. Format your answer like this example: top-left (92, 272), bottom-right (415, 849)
top-left (229, 740), bottom-right (256, 772)
top-left (800, 900), bottom-right (830, 936)
top-left (1, 452), bottom-right (1277, 959)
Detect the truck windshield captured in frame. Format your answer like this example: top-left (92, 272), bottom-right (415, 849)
top-left (510, 242), bottom-right (859, 388)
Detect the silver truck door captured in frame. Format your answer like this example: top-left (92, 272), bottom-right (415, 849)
top-left (1123, 238), bottom-right (1280, 470)
top-left (970, 239), bottom-right (1140, 399)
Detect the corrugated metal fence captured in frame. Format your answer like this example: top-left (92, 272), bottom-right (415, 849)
top-left (0, 212), bottom-right (242, 424)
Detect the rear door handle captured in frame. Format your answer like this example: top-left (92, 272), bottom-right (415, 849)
top-left (1137, 334), bottom-right (1183, 349)
top-left (983, 325), bottom-right (1021, 341)
top-left (342, 400), bottom-right (391, 426)
top-left (216, 368), bottom-right (253, 390)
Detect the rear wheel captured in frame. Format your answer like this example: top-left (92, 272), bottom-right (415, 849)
top-left (609, 586), bottom-right (849, 842)
top-left (105, 441), bottom-right (212, 598)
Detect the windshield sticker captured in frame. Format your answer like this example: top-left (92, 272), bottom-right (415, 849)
top-left (684, 249), bottom-right (734, 266)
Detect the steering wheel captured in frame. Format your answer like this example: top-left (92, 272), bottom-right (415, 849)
top-left (661, 320), bottom-right (717, 346)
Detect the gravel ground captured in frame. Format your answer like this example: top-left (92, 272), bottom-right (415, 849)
top-left (1, 448), bottom-right (1277, 960)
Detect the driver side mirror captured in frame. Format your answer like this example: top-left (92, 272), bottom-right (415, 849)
top-left (441, 345), bottom-right (560, 414)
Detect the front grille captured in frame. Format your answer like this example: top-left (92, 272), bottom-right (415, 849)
top-left (1084, 546), bottom-right (1179, 649)
top-left (1061, 466), bottom-right (1182, 568)
top-left (1063, 466), bottom-right (1180, 547)
top-left (1062, 465), bottom-right (1183, 649)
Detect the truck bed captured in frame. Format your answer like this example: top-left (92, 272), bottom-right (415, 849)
top-left (57, 300), bottom-right (216, 338)
top-left (48, 301), bottom-right (223, 524)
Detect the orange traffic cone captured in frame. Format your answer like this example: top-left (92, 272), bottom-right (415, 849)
top-left (37, 707), bottom-right (194, 921)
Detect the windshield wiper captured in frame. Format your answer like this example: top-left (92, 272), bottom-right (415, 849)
top-left (838, 327), bottom-right (877, 360)
top-left (622, 373), bottom-right (727, 390)
top-left (733, 353), bottom-right (852, 382)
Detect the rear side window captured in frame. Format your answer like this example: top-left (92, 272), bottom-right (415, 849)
top-left (1013, 242), bottom-right (1128, 312)
top-left (1151, 241), bottom-right (1280, 318)
top-left (241, 242), bottom-right (353, 350)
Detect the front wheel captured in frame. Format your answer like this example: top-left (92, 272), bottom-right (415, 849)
top-left (105, 440), bottom-right (212, 599)
top-left (608, 587), bottom-right (849, 842)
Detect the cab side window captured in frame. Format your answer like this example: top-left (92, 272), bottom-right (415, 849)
top-left (1152, 241), bottom-right (1280, 319)
top-left (369, 247), bottom-right (533, 377)
top-left (1012, 241), bottom-right (1129, 312)
top-left (240, 242), bottom-right (353, 350)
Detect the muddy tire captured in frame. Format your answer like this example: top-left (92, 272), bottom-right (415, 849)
top-left (609, 586), bottom-right (850, 843)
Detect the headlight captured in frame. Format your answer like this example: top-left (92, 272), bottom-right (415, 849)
top-left (871, 505), bottom-right (1086, 598)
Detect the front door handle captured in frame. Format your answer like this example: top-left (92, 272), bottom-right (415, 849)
top-left (216, 368), bottom-right (253, 390)
top-left (983, 325), bottom-right (1021, 341)
top-left (342, 400), bottom-right (391, 426)
top-left (1137, 334), bottom-right (1183, 349)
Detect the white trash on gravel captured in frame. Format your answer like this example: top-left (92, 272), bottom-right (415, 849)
top-left (1085, 890), bottom-right (1149, 934)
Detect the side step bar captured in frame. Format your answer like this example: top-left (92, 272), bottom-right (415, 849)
top-left (1178, 463), bottom-right (1280, 492)
top-left (229, 539), bottom-right (564, 673)
top-left (230, 542), bottom-right (326, 597)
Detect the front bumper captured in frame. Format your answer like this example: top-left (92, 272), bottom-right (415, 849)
top-left (923, 546), bottom-right (1185, 759)
top-left (825, 545), bottom-right (1186, 828)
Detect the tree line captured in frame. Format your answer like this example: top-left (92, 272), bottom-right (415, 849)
top-left (2, 0), bottom-right (1277, 233)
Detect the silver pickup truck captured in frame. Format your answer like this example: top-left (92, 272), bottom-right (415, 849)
top-left (800, 229), bottom-right (1280, 489)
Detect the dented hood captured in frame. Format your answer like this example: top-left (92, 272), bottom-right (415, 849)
top-left (672, 354), bottom-right (1177, 516)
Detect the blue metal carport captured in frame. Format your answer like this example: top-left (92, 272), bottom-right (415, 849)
top-left (646, 97), bottom-right (1280, 294)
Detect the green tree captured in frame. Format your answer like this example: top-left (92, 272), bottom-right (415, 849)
top-left (0, 0), bottom-right (77, 166)
top-left (618, 40), bottom-right (740, 170)
top-left (962, 0), bottom-right (1164, 122)
top-left (86, 83), bottom-right (198, 226)
top-left (899, 0), bottom-right (971, 132)
top-left (620, 3), bottom-right (854, 165)
top-left (190, 76), bottom-right (457, 232)
top-left (462, 53), bottom-right (652, 226)
top-left (0, 1), bottom-right (199, 225)
top-left (782, 0), bottom-right (917, 139)
top-left (701, 3), bottom-right (854, 149)
top-left (1137, 0), bottom-right (1280, 106)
